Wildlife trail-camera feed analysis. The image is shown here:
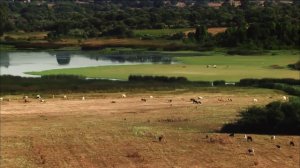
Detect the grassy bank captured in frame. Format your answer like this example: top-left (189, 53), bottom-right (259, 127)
top-left (27, 51), bottom-right (300, 82)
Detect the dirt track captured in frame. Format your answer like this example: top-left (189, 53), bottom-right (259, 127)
top-left (1, 91), bottom-right (299, 168)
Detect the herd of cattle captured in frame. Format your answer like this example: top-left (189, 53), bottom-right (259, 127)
top-left (0, 93), bottom-right (289, 106)
top-left (0, 93), bottom-right (295, 156)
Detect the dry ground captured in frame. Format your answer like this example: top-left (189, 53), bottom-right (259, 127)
top-left (1, 90), bottom-right (299, 168)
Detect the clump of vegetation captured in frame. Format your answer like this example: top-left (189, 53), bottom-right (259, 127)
top-left (213, 80), bottom-right (225, 86)
top-left (0, 75), bottom-right (210, 95)
top-left (128, 75), bottom-right (188, 83)
top-left (158, 118), bottom-right (190, 123)
top-left (288, 60), bottom-right (300, 70)
top-left (238, 78), bottom-right (300, 96)
top-left (221, 97), bottom-right (300, 135)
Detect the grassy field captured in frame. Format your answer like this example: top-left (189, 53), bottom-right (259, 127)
top-left (1, 88), bottom-right (299, 167)
top-left (28, 50), bottom-right (300, 82)
top-left (133, 28), bottom-right (192, 37)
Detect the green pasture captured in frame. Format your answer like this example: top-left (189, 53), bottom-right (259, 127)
top-left (133, 28), bottom-right (192, 37)
top-left (27, 50), bottom-right (300, 82)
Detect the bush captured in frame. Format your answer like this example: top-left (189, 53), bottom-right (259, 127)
top-left (213, 80), bottom-right (225, 86)
top-left (227, 49), bottom-right (266, 55)
top-left (221, 97), bottom-right (300, 135)
top-left (4, 36), bottom-right (17, 41)
top-left (288, 60), bottom-right (300, 70)
top-left (128, 75), bottom-right (188, 83)
top-left (238, 78), bottom-right (300, 96)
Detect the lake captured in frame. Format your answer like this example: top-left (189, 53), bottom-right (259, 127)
top-left (0, 51), bottom-right (173, 77)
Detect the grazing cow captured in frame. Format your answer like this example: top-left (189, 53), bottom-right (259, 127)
top-left (271, 135), bottom-right (276, 140)
top-left (122, 94), bottom-right (127, 98)
top-left (253, 98), bottom-right (258, 102)
top-left (247, 136), bottom-right (253, 142)
top-left (191, 98), bottom-right (201, 104)
top-left (290, 141), bottom-right (295, 146)
top-left (245, 134), bottom-right (253, 141)
top-left (23, 96), bottom-right (28, 99)
top-left (111, 101), bottom-right (116, 103)
top-left (24, 98), bottom-right (29, 103)
top-left (158, 135), bottom-right (164, 142)
top-left (36, 95), bottom-right (41, 99)
top-left (213, 65), bottom-right (217, 68)
top-left (248, 148), bottom-right (255, 155)
top-left (229, 133), bottom-right (235, 137)
top-left (276, 145), bottom-right (281, 149)
top-left (40, 99), bottom-right (46, 103)
top-left (198, 96), bottom-right (203, 100)
top-left (282, 96), bottom-right (287, 101)
top-left (141, 98), bottom-right (147, 102)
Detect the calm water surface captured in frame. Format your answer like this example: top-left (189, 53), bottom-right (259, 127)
top-left (0, 51), bottom-right (173, 77)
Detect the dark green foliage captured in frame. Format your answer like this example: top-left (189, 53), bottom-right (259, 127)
top-left (195, 25), bottom-right (209, 43)
top-left (213, 80), bottom-right (225, 86)
top-left (288, 60), bottom-right (300, 70)
top-left (238, 78), bottom-right (300, 96)
top-left (128, 75), bottom-right (188, 83)
top-left (0, 1), bottom-right (299, 49)
top-left (221, 97), bottom-right (300, 135)
top-left (0, 75), bottom-right (211, 94)
top-left (238, 78), bottom-right (300, 86)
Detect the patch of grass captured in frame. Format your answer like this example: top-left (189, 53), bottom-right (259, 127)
top-left (133, 28), bottom-right (192, 38)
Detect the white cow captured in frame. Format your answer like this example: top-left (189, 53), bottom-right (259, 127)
top-left (282, 96), bottom-right (287, 101)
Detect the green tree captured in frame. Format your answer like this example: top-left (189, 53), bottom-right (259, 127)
top-left (0, 3), bottom-right (9, 36)
top-left (195, 25), bottom-right (208, 43)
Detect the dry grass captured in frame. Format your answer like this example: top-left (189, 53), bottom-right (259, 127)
top-left (184, 27), bottom-right (227, 36)
top-left (1, 90), bottom-right (299, 167)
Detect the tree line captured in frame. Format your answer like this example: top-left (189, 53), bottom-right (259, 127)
top-left (0, 1), bottom-right (299, 49)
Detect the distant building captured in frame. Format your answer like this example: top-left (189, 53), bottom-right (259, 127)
top-left (208, 2), bottom-right (224, 8)
top-left (176, 2), bottom-right (186, 8)
top-left (228, 0), bottom-right (241, 7)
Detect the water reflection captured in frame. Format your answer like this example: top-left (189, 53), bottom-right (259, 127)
top-left (0, 51), bottom-right (174, 77)
top-left (0, 52), bottom-right (10, 68)
top-left (56, 53), bottom-right (71, 65)
top-left (89, 54), bottom-right (172, 64)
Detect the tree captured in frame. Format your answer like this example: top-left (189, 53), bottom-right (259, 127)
top-left (195, 25), bottom-right (208, 43)
top-left (0, 3), bottom-right (9, 36)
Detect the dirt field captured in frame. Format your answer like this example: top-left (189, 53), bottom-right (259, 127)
top-left (1, 89), bottom-right (299, 168)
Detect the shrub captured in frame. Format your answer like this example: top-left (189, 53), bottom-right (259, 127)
top-left (213, 80), bottom-right (225, 86)
top-left (221, 98), bottom-right (300, 135)
top-left (4, 36), bottom-right (16, 41)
